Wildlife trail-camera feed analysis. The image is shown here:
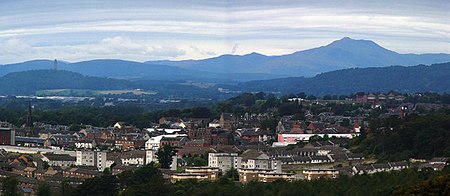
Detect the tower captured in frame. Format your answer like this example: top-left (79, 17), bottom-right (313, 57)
top-left (53, 59), bottom-right (58, 70)
top-left (26, 101), bottom-right (33, 128)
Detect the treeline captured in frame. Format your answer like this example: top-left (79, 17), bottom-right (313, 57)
top-left (353, 110), bottom-right (450, 161)
top-left (4, 164), bottom-right (449, 196)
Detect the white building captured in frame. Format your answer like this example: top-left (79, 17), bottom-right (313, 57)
top-left (208, 153), bottom-right (242, 172)
top-left (76, 150), bottom-right (111, 171)
top-left (75, 140), bottom-right (96, 149)
top-left (120, 150), bottom-right (146, 166)
top-left (146, 150), bottom-right (159, 164)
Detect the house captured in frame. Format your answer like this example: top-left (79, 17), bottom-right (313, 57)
top-left (63, 167), bottom-right (101, 179)
top-left (352, 161), bottom-right (409, 175)
top-left (115, 140), bottom-right (135, 151)
top-left (41, 153), bottom-right (76, 167)
top-left (302, 169), bottom-right (339, 180)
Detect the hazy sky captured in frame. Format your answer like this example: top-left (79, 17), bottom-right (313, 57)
top-left (0, 0), bottom-right (449, 64)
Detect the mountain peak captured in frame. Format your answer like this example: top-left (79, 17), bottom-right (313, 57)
top-left (325, 37), bottom-right (389, 52)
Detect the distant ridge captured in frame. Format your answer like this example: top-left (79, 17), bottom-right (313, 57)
top-left (0, 59), bottom-right (282, 82)
top-left (2, 37), bottom-right (450, 80)
top-left (224, 62), bottom-right (450, 95)
top-left (146, 37), bottom-right (450, 77)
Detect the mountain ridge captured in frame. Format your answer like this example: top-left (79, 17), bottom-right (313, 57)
top-left (2, 37), bottom-right (450, 80)
top-left (146, 37), bottom-right (450, 76)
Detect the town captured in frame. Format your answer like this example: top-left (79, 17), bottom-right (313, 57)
top-left (0, 92), bottom-right (448, 195)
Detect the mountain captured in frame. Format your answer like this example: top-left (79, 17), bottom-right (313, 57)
top-left (0, 59), bottom-right (281, 82)
top-left (224, 62), bottom-right (450, 95)
top-left (0, 60), bottom-right (68, 76)
top-left (2, 37), bottom-right (449, 81)
top-left (0, 70), bottom-right (133, 95)
top-left (146, 37), bottom-right (450, 77)
top-left (150, 52), bottom-right (271, 74)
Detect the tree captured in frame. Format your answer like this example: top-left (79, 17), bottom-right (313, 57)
top-left (224, 168), bottom-right (239, 181)
top-left (36, 182), bottom-right (51, 196)
top-left (60, 179), bottom-right (75, 196)
top-left (2, 176), bottom-right (18, 196)
top-left (156, 145), bottom-right (177, 169)
top-left (75, 173), bottom-right (118, 196)
top-left (43, 161), bottom-right (50, 170)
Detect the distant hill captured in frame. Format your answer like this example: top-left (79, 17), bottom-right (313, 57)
top-left (146, 37), bottom-right (450, 77)
top-left (0, 70), bottom-right (133, 95)
top-left (2, 37), bottom-right (450, 82)
top-left (0, 59), bottom-right (282, 82)
top-left (226, 62), bottom-right (450, 95)
top-left (0, 70), bottom-right (231, 98)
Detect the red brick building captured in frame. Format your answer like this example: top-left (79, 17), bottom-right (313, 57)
top-left (0, 128), bottom-right (16, 145)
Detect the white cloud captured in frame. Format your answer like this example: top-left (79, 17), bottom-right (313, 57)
top-left (0, 0), bottom-right (448, 63)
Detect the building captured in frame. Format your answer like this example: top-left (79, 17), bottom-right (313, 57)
top-left (75, 140), bottom-right (96, 149)
top-left (171, 173), bottom-right (209, 182)
top-left (41, 153), bottom-right (76, 167)
top-left (0, 128), bottom-right (16, 145)
top-left (115, 140), bottom-right (135, 151)
top-left (220, 113), bottom-right (235, 131)
top-left (273, 133), bottom-right (357, 147)
top-left (188, 128), bottom-right (212, 142)
top-left (145, 149), bottom-right (159, 164)
top-left (145, 134), bottom-right (187, 150)
top-left (302, 169), bottom-right (339, 180)
top-left (76, 150), bottom-right (110, 171)
top-left (63, 168), bottom-right (101, 179)
top-left (352, 161), bottom-right (409, 175)
top-left (120, 150), bottom-right (145, 166)
top-left (208, 153), bottom-right (242, 172)
top-left (240, 149), bottom-right (281, 172)
top-left (185, 167), bottom-right (220, 180)
top-left (238, 168), bottom-right (294, 183)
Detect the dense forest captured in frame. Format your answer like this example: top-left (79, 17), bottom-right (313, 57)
top-left (353, 111), bottom-right (450, 161)
top-left (0, 70), bottom-right (133, 95)
top-left (230, 62), bottom-right (450, 95)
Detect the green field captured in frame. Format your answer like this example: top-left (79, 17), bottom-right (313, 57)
top-left (35, 89), bottom-right (157, 96)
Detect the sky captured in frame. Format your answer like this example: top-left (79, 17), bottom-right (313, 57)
top-left (0, 0), bottom-right (449, 64)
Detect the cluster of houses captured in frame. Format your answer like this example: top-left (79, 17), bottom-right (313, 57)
top-left (0, 95), bottom-right (449, 194)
